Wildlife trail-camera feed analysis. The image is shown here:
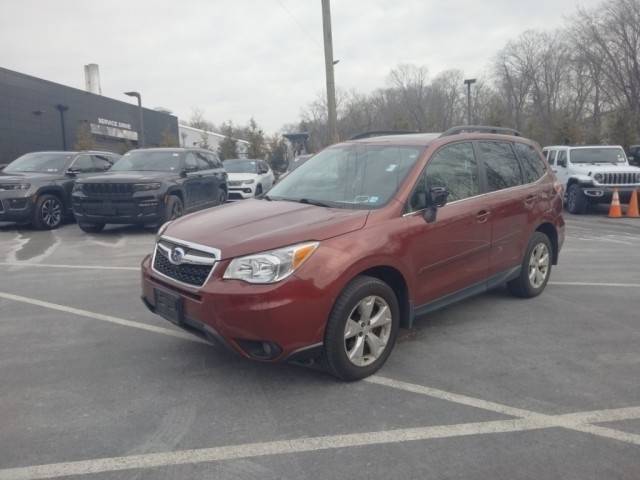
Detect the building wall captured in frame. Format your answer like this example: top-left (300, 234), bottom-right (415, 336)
top-left (0, 67), bottom-right (179, 165)
top-left (179, 124), bottom-right (249, 158)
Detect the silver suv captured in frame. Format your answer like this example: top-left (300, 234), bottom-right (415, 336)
top-left (542, 145), bottom-right (640, 214)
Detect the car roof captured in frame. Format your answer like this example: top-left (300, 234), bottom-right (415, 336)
top-left (347, 132), bottom-right (536, 147)
top-left (544, 145), bottom-right (624, 149)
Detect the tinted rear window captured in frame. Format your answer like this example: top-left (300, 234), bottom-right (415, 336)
top-left (477, 141), bottom-right (523, 191)
top-left (514, 143), bottom-right (546, 183)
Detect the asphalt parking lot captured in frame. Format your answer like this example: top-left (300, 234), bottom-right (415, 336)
top-left (0, 211), bottom-right (639, 479)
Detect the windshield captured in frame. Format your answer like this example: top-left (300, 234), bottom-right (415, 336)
top-left (224, 160), bottom-right (258, 173)
top-left (4, 152), bottom-right (73, 173)
top-left (111, 151), bottom-right (183, 172)
top-left (267, 144), bottom-right (424, 209)
top-left (570, 148), bottom-right (627, 164)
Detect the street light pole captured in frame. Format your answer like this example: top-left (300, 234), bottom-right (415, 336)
top-left (321, 0), bottom-right (338, 145)
top-left (124, 91), bottom-right (145, 148)
top-left (464, 78), bottom-right (476, 125)
top-left (55, 104), bottom-right (69, 150)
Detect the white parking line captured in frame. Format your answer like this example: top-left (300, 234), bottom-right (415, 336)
top-left (0, 407), bottom-right (638, 480)
top-left (548, 281), bottom-right (640, 288)
top-left (1, 292), bottom-right (639, 479)
top-left (0, 262), bottom-right (139, 271)
top-left (0, 292), bottom-right (207, 345)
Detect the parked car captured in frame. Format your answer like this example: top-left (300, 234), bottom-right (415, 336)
top-left (72, 148), bottom-right (227, 233)
top-left (223, 159), bottom-right (274, 199)
top-left (542, 145), bottom-right (640, 213)
top-left (0, 150), bottom-right (119, 229)
top-left (141, 127), bottom-right (564, 380)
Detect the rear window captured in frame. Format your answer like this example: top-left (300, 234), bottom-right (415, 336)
top-left (514, 143), bottom-right (546, 183)
top-left (477, 141), bottom-right (523, 191)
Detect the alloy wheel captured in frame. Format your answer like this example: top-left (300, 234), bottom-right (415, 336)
top-left (528, 243), bottom-right (550, 289)
top-left (41, 199), bottom-right (62, 227)
top-left (344, 295), bottom-right (392, 367)
top-left (171, 202), bottom-right (183, 220)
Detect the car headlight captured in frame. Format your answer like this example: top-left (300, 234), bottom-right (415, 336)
top-left (134, 182), bottom-right (162, 191)
top-left (594, 173), bottom-right (604, 183)
top-left (223, 242), bottom-right (319, 284)
top-left (0, 183), bottom-right (30, 191)
top-left (72, 183), bottom-right (84, 193)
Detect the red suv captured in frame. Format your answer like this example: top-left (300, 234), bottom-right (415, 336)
top-left (141, 126), bottom-right (565, 380)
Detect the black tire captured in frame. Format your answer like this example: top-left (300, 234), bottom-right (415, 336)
top-left (566, 183), bottom-right (587, 214)
top-left (255, 185), bottom-right (263, 197)
top-left (323, 275), bottom-right (400, 381)
top-left (78, 223), bottom-right (105, 233)
top-left (218, 189), bottom-right (227, 205)
top-left (508, 232), bottom-right (553, 298)
top-left (163, 195), bottom-right (184, 222)
top-left (32, 194), bottom-right (64, 230)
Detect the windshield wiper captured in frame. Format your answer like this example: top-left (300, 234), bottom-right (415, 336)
top-left (297, 198), bottom-right (334, 208)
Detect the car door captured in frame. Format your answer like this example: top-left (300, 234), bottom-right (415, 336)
top-left (182, 152), bottom-right (202, 209)
top-left (195, 152), bottom-right (217, 206)
top-left (476, 140), bottom-right (531, 280)
top-left (404, 141), bottom-right (491, 305)
top-left (207, 153), bottom-right (227, 204)
top-left (61, 154), bottom-right (97, 202)
top-left (259, 161), bottom-right (274, 190)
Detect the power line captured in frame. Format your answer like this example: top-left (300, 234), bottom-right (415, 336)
top-left (274, 0), bottom-right (323, 52)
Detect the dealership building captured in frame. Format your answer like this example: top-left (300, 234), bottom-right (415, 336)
top-left (0, 66), bottom-right (179, 165)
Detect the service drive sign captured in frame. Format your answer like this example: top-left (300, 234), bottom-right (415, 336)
top-left (90, 117), bottom-right (138, 141)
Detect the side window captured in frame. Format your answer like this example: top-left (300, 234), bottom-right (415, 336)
top-left (557, 150), bottom-right (568, 168)
top-left (92, 155), bottom-right (112, 172)
top-left (184, 152), bottom-right (198, 171)
top-left (206, 153), bottom-right (221, 168)
top-left (71, 154), bottom-right (94, 173)
top-left (408, 142), bottom-right (479, 211)
top-left (195, 152), bottom-right (210, 170)
top-left (259, 161), bottom-right (269, 173)
top-left (477, 141), bottom-right (523, 191)
top-left (514, 143), bottom-right (546, 184)
top-left (547, 150), bottom-right (557, 166)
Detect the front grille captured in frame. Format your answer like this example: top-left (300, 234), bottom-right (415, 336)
top-left (152, 241), bottom-right (216, 287)
top-left (228, 180), bottom-right (242, 187)
top-left (78, 199), bottom-right (138, 216)
top-left (83, 183), bottom-right (135, 196)
top-left (600, 172), bottom-right (639, 185)
top-left (228, 192), bottom-right (243, 200)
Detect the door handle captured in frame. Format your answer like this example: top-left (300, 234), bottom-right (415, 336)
top-left (476, 210), bottom-right (490, 223)
top-left (524, 194), bottom-right (537, 205)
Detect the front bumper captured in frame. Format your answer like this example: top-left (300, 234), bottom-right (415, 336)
top-left (140, 255), bottom-right (329, 362)
top-left (72, 193), bottom-right (164, 224)
top-left (0, 194), bottom-right (35, 222)
top-left (228, 185), bottom-right (255, 200)
top-left (581, 184), bottom-right (640, 200)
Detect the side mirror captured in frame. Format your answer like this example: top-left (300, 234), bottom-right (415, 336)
top-left (429, 187), bottom-right (449, 208)
top-left (65, 168), bottom-right (79, 177)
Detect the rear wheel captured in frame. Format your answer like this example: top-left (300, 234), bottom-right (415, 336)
top-left (163, 195), bottom-right (184, 222)
top-left (78, 223), bottom-right (105, 233)
top-left (32, 194), bottom-right (64, 230)
top-left (218, 189), bottom-right (227, 205)
top-left (508, 232), bottom-right (552, 298)
top-left (323, 276), bottom-right (400, 381)
top-left (566, 183), bottom-right (587, 214)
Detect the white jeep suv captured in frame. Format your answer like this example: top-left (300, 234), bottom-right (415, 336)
top-left (542, 145), bottom-right (640, 214)
top-left (223, 159), bottom-right (275, 200)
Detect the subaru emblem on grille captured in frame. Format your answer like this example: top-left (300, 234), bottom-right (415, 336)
top-left (169, 247), bottom-right (186, 265)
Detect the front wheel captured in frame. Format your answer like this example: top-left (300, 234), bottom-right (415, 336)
top-left (566, 183), bottom-right (588, 214)
top-left (163, 195), bottom-right (184, 222)
top-left (323, 276), bottom-right (400, 381)
top-left (508, 232), bottom-right (553, 298)
top-left (32, 194), bottom-right (64, 230)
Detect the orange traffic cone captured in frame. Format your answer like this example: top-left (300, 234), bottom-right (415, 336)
top-left (608, 188), bottom-right (623, 218)
top-left (627, 189), bottom-right (640, 218)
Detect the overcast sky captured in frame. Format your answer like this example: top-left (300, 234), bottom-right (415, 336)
top-left (0, 0), bottom-right (601, 133)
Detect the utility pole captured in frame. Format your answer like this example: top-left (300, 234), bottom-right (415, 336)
top-left (464, 78), bottom-right (476, 125)
top-left (321, 0), bottom-right (338, 144)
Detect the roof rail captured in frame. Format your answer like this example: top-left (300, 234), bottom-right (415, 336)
top-left (349, 130), bottom-right (418, 140)
top-left (440, 125), bottom-right (522, 138)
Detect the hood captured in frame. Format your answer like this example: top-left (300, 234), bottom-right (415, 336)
top-left (0, 171), bottom-right (62, 182)
top-left (164, 199), bottom-right (369, 259)
top-left (227, 172), bottom-right (259, 183)
top-left (571, 163), bottom-right (640, 174)
top-left (78, 171), bottom-right (173, 183)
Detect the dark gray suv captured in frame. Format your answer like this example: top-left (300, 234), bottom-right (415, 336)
top-left (71, 148), bottom-right (228, 233)
top-left (0, 151), bottom-right (119, 229)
